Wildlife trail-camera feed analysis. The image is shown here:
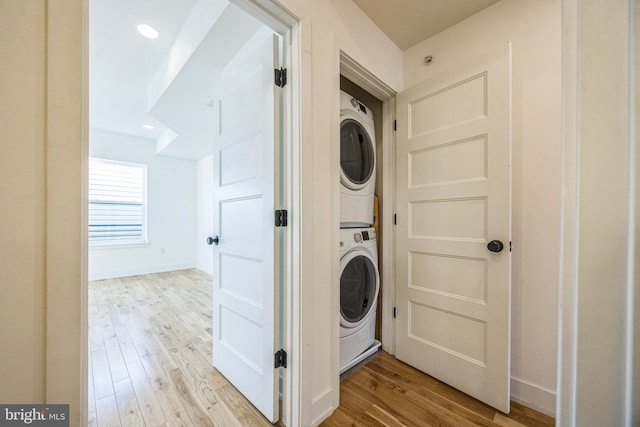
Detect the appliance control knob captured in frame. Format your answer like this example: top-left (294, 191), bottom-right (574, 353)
top-left (354, 233), bottom-right (362, 243)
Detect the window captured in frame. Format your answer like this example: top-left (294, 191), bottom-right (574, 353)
top-left (88, 158), bottom-right (147, 245)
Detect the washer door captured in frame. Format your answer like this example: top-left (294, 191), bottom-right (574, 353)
top-left (340, 250), bottom-right (379, 331)
top-left (340, 117), bottom-right (375, 191)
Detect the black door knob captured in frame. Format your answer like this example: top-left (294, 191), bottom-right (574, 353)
top-left (487, 240), bottom-right (504, 253)
top-left (207, 236), bottom-right (219, 246)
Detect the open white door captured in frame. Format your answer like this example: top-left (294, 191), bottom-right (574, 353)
top-left (395, 44), bottom-right (512, 412)
top-left (212, 31), bottom-right (280, 423)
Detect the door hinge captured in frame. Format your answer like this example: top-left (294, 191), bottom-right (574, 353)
top-left (394, 214), bottom-right (397, 225)
top-left (275, 209), bottom-right (288, 227)
top-left (274, 349), bottom-right (287, 368)
top-left (393, 307), bottom-right (397, 318)
top-left (510, 241), bottom-right (512, 252)
top-left (393, 120), bottom-right (397, 131)
top-left (274, 68), bottom-right (287, 87)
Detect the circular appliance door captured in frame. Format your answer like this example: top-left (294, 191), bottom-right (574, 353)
top-left (340, 117), bottom-right (375, 191)
top-left (340, 250), bottom-right (379, 331)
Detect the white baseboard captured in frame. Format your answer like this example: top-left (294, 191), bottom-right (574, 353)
top-left (88, 263), bottom-right (196, 281)
top-left (511, 376), bottom-right (556, 417)
top-left (195, 263), bottom-right (213, 275)
top-left (311, 390), bottom-right (335, 427)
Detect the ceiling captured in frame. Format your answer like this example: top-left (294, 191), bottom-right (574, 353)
top-left (89, 0), bottom-right (500, 160)
top-left (90, 0), bottom-right (267, 159)
top-left (352, 0), bottom-right (500, 50)
top-left (89, 0), bottom-right (200, 141)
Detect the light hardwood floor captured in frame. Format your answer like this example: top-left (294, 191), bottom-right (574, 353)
top-left (89, 269), bottom-right (275, 427)
top-left (322, 352), bottom-right (554, 427)
top-left (90, 269), bottom-right (554, 427)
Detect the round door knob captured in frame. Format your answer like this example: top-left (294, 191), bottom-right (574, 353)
top-left (487, 240), bottom-right (504, 253)
top-left (207, 236), bottom-right (219, 246)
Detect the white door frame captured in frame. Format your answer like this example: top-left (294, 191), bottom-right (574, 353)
top-left (557, 0), bottom-right (638, 425)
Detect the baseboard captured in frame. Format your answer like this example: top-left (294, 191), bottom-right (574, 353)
top-left (195, 263), bottom-right (213, 275)
top-left (510, 376), bottom-right (556, 417)
top-left (88, 263), bottom-right (196, 281)
top-left (311, 389), bottom-right (335, 427)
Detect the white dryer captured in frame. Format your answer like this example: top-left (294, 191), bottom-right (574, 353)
top-left (339, 227), bottom-right (381, 373)
top-left (340, 91), bottom-right (376, 228)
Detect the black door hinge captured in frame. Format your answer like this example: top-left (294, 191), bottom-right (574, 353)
top-left (274, 349), bottom-right (287, 368)
top-left (394, 214), bottom-right (397, 225)
top-left (393, 307), bottom-right (397, 318)
top-left (510, 241), bottom-right (512, 252)
top-left (275, 210), bottom-right (288, 227)
top-left (393, 120), bottom-right (397, 131)
top-left (275, 68), bottom-right (287, 87)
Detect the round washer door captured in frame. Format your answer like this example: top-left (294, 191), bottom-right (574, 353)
top-left (340, 117), bottom-right (375, 191)
top-left (340, 249), bottom-right (379, 330)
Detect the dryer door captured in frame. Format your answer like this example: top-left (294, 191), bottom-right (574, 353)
top-left (340, 250), bottom-right (379, 331)
top-left (340, 118), bottom-right (375, 191)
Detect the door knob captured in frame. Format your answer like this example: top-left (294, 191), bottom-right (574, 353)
top-left (487, 240), bottom-right (504, 253)
top-left (207, 236), bottom-right (219, 246)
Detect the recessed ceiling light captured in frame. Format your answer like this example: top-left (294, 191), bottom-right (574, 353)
top-left (137, 24), bottom-right (159, 39)
top-left (143, 124), bottom-right (155, 130)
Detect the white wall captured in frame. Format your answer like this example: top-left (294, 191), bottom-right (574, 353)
top-left (196, 154), bottom-right (214, 274)
top-left (88, 128), bottom-right (197, 280)
top-left (0, 0), bottom-right (48, 404)
top-left (403, 0), bottom-right (561, 416)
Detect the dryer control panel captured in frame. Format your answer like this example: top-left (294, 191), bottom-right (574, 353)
top-left (339, 227), bottom-right (377, 253)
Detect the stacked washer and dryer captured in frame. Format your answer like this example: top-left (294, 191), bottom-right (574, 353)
top-left (339, 90), bottom-right (382, 374)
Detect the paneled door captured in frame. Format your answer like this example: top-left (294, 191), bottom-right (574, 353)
top-left (212, 31), bottom-right (281, 423)
top-left (395, 44), bottom-right (512, 412)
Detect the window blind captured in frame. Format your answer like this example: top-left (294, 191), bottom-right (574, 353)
top-left (88, 158), bottom-right (146, 244)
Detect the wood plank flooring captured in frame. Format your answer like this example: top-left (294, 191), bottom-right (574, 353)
top-left (321, 352), bottom-right (555, 427)
top-left (88, 269), bottom-right (275, 427)
top-left (90, 269), bottom-right (555, 427)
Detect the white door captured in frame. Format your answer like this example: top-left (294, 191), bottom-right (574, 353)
top-left (212, 31), bottom-right (280, 423)
top-left (395, 43), bottom-right (512, 412)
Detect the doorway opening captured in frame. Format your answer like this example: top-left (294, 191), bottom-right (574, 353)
top-left (339, 53), bottom-right (397, 359)
top-left (87, 0), bottom-right (295, 424)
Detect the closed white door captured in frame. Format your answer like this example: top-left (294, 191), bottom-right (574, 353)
top-left (212, 31), bottom-right (280, 423)
top-left (395, 44), bottom-right (512, 412)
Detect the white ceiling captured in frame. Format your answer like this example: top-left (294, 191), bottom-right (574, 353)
top-left (89, 0), bottom-right (200, 141)
top-left (89, 0), bottom-right (500, 159)
top-left (352, 0), bottom-right (501, 50)
top-left (90, 0), bottom-right (268, 159)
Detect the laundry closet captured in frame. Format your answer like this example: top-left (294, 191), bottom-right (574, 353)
top-left (338, 76), bottom-right (385, 373)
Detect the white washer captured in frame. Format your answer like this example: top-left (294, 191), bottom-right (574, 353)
top-left (339, 227), bottom-right (381, 373)
top-left (340, 90), bottom-right (376, 228)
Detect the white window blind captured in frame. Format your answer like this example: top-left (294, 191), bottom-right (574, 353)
top-left (88, 158), bottom-right (147, 244)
